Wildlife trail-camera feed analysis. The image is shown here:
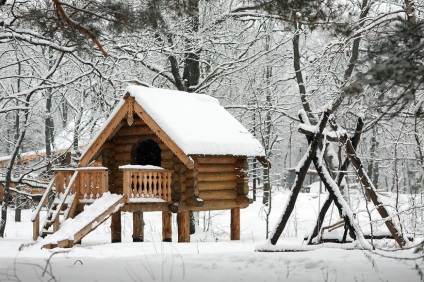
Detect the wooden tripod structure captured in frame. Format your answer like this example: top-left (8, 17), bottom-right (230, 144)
top-left (270, 108), bottom-right (409, 248)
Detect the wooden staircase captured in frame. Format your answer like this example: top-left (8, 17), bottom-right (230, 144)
top-left (32, 167), bottom-right (109, 241)
top-left (40, 171), bottom-right (79, 237)
top-left (40, 193), bottom-right (125, 249)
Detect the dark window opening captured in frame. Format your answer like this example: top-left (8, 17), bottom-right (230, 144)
top-left (134, 139), bottom-right (162, 167)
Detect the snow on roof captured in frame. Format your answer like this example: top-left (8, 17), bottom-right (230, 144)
top-left (126, 85), bottom-right (265, 156)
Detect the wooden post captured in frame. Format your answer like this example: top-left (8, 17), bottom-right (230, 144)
top-left (53, 217), bottom-right (59, 233)
top-left (162, 211), bottom-right (172, 242)
top-left (111, 211), bottom-right (122, 243)
top-left (177, 211), bottom-right (190, 242)
top-left (231, 207), bottom-right (240, 240)
top-left (33, 215), bottom-right (39, 241)
top-left (270, 109), bottom-right (331, 245)
top-left (133, 211), bottom-right (144, 242)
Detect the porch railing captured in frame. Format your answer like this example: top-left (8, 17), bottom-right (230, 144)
top-left (31, 167), bottom-right (108, 240)
top-left (76, 167), bottom-right (108, 202)
top-left (121, 166), bottom-right (172, 203)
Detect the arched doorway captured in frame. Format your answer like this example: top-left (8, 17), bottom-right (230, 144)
top-left (134, 139), bottom-right (162, 167)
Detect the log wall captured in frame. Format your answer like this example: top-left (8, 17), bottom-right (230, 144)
top-left (185, 156), bottom-right (249, 211)
top-left (100, 116), bottom-right (175, 195)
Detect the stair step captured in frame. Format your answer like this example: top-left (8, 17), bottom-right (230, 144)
top-left (42, 230), bottom-right (53, 236)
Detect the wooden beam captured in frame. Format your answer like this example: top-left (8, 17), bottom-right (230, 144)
top-left (344, 137), bottom-right (408, 247)
top-left (133, 103), bottom-right (194, 169)
top-left (298, 127), bottom-right (339, 142)
top-left (186, 197), bottom-right (205, 207)
top-left (197, 164), bottom-right (237, 173)
top-left (307, 117), bottom-right (364, 244)
top-left (198, 172), bottom-right (238, 182)
top-left (177, 211), bottom-right (190, 242)
top-left (116, 125), bottom-right (153, 137)
top-left (119, 202), bottom-right (170, 212)
top-left (196, 156), bottom-right (238, 164)
top-left (231, 208), bottom-right (240, 240)
top-left (189, 199), bottom-right (249, 212)
top-left (270, 108), bottom-right (331, 245)
top-left (111, 211), bottom-right (122, 243)
top-left (198, 190), bottom-right (237, 201)
top-left (133, 211), bottom-right (144, 242)
top-left (197, 181), bottom-right (237, 191)
top-left (162, 211), bottom-right (172, 242)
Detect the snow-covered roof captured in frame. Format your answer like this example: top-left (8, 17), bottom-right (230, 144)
top-left (126, 85), bottom-right (264, 156)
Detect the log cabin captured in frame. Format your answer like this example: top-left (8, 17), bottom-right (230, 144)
top-left (32, 85), bottom-right (267, 248)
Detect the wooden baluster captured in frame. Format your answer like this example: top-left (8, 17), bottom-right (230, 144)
top-left (124, 170), bottom-right (131, 202)
top-left (136, 171), bottom-right (140, 198)
top-left (89, 172), bottom-right (93, 200)
top-left (143, 172), bottom-right (148, 198)
top-left (136, 172), bottom-right (140, 198)
top-left (157, 173), bottom-right (163, 200)
top-left (85, 172), bottom-right (90, 200)
top-left (152, 171), bottom-right (159, 198)
top-left (167, 172), bottom-right (172, 201)
top-left (94, 171), bottom-right (99, 199)
top-left (147, 171), bottom-right (153, 198)
top-left (130, 171), bottom-right (135, 198)
top-left (79, 172), bottom-right (84, 200)
top-left (95, 171), bottom-right (100, 199)
top-left (139, 171), bottom-right (143, 198)
top-left (162, 172), bottom-right (167, 201)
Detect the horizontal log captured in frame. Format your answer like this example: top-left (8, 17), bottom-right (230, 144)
top-left (185, 170), bottom-right (194, 179)
top-left (186, 197), bottom-right (205, 207)
top-left (114, 153), bottom-right (131, 162)
top-left (196, 156), bottom-right (239, 164)
top-left (161, 160), bottom-right (174, 170)
top-left (120, 202), bottom-right (170, 212)
top-left (172, 181), bottom-right (187, 193)
top-left (112, 135), bottom-right (162, 145)
top-left (185, 178), bottom-right (198, 189)
top-left (161, 150), bottom-right (175, 160)
top-left (117, 125), bottom-right (153, 137)
top-left (197, 181), bottom-right (237, 191)
top-left (172, 173), bottom-right (186, 183)
top-left (236, 195), bottom-right (253, 204)
top-left (173, 163), bottom-right (186, 172)
top-left (198, 164), bottom-right (237, 173)
top-left (198, 190), bottom-right (237, 201)
top-left (198, 172), bottom-right (238, 182)
top-left (169, 202), bottom-right (187, 213)
top-left (114, 145), bottom-right (132, 153)
top-left (132, 118), bottom-right (147, 126)
top-left (188, 200), bottom-right (249, 212)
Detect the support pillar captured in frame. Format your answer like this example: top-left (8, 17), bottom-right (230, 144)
top-left (162, 211), bottom-right (172, 242)
top-left (177, 210), bottom-right (190, 242)
top-left (133, 211), bottom-right (144, 242)
top-left (231, 207), bottom-right (240, 240)
top-left (111, 211), bottom-right (121, 243)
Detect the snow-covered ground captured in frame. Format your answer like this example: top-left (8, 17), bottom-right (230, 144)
top-left (0, 191), bottom-right (422, 282)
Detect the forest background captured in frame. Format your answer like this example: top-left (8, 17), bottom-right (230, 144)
top-left (0, 0), bottom-right (423, 242)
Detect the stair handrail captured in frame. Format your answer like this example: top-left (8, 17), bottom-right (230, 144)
top-left (48, 170), bottom-right (80, 231)
top-left (31, 174), bottom-right (57, 240)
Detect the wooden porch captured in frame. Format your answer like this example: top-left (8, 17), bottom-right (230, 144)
top-left (31, 166), bottom-right (173, 242)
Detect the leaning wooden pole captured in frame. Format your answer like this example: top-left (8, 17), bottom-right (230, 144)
top-left (343, 135), bottom-right (409, 248)
top-left (269, 108), bottom-right (331, 245)
top-left (307, 117), bottom-right (364, 244)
